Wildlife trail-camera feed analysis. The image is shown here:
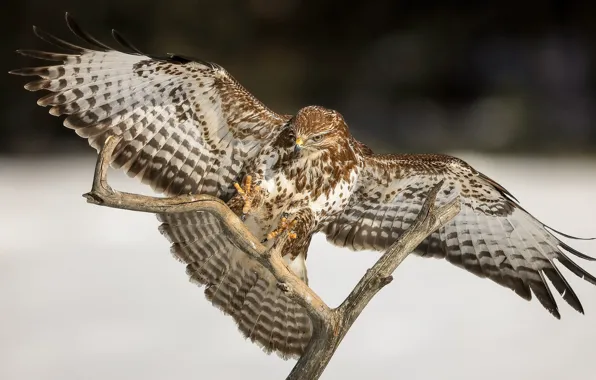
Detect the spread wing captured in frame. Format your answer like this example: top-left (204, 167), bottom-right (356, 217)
top-left (325, 153), bottom-right (596, 318)
top-left (10, 13), bottom-right (288, 198)
top-left (158, 211), bottom-right (312, 359)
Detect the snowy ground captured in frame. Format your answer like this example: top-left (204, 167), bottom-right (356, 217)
top-left (1, 153), bottom-right (595, 380)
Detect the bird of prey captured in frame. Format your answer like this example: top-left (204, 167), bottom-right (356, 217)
top-left (11, 14), bottom-right (596, 359)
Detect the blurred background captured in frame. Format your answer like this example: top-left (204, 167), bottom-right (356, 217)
top-left (2, 1), bottom-right (596, 380)
top-left (3, 0), bottom-right (596, 155)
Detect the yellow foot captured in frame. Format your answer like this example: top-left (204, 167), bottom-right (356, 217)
top-left (233, 175), bottom-right (262, 220)
top-left (263, 215), bottom-right (298, 242)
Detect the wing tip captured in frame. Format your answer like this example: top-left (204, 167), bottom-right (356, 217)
top-left (27, 12), bottom-right (145, 57)
top-left (545, 224), bottom-right (595, 242)
top-left (65, 11), bottom-right (113, 51)
top-left (111, 28), bottom-right (144, 55)
top-left (558, 241), bottom-right (596, 262)
top-left (556, 252), bottom-right (596, 287)
top-left (31, 22), bottom-right (87, 52)
top-left (550, 308), bottom-right (562, 320)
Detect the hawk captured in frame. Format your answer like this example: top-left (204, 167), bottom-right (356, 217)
top-left (11, 14), bottom-right (596, 359)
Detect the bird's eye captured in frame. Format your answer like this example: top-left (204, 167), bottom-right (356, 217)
top-left (312, 134), bottom-right (323, 142)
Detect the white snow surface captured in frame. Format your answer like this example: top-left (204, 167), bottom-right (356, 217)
top-left (1, 153), bottom-right (595, 380)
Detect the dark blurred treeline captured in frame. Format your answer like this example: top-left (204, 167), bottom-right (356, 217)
top-left (3, 0), bottom-right (595, 155)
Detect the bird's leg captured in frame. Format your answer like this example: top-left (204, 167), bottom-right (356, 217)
top-left (228, 174), bottom-right (264, 220)
top-left (262, 209), bottom-right (315, 245)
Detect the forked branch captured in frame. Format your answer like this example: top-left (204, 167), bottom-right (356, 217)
top-left (84, 135), bottom-right (460, 380)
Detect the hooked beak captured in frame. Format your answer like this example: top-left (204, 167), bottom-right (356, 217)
top-left (294, 137), bottom-right (304, 154)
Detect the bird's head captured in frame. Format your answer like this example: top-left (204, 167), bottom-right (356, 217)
top-left (284, 106), bottom-right (351, 157)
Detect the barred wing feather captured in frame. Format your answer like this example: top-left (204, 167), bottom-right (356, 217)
top-left (325, 154), bottom-right (596, 318)
top-left (10, 13), bottom-right (287, 198)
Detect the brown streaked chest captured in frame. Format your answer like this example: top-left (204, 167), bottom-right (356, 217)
top-left (261, 156), bottom-right (359, 224)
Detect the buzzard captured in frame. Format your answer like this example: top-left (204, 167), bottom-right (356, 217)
top-left (11, 14), bottom-right (596, 359)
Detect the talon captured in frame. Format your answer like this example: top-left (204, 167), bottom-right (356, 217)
top-left (266, 229), bottom-right (281, 241)
top-left (242, 199), bottom-right (252, 216)
top-left (234, 175), bottom-right (262, 217)
top-left (244, 175), bottom-right (252, 195)
top-left (266, 216), bottom-right (299, 241)
top-left (233, 182), bottom-right (245, 195)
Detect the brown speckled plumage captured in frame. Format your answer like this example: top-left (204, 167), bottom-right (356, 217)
top-left (12, 14), bottom-right (596, 360)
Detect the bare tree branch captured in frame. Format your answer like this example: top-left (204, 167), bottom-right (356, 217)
top-left (285, 179), bottom-right (460, 380)
top-left (83, 135), bottom-right (460, 380)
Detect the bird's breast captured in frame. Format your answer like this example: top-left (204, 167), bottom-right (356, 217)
top-left (259, 165), bottom-right (357, 224)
